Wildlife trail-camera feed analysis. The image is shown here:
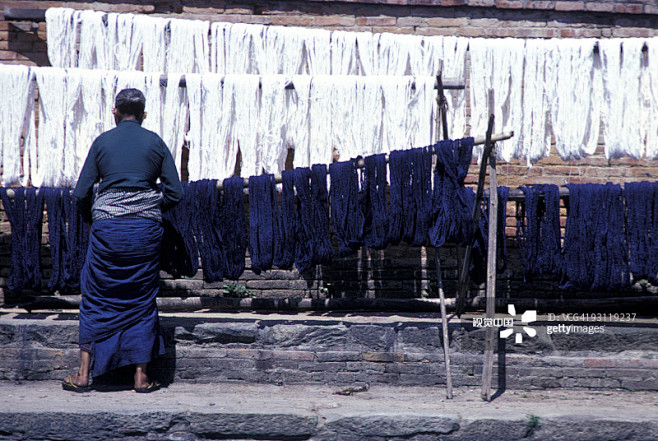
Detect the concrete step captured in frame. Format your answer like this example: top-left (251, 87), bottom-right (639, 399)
top-left (1, 381), bottom-right (657, 441)
top-left (2, 310), bottom-right (658, 391)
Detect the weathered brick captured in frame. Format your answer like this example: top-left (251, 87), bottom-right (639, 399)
top-left (313, 16), bottom-right (356, 27)
top-left (526, 1), bottom-right (556, 9)
top-left (615, 3), bottom-right (644, 14)
top-left (426, 16), bottom-right (469, 26)
top-left (497, 0), bottom-right (523, 8)
top-left (271, 15), bottom-right (314, 26)
top-left (555, 1), bottom-right (584, 11)
top-left (362, 352), bottom-right (406, 362)
top-left (355, 16), bottom-right (397, 26)
top-left (584, 2), bottom-right (614, 12)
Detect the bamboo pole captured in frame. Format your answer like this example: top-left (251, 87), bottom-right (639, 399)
top-left (434, 67), bottom-right (453, 400)
top-left (481, 89), bottom-right (498, 402)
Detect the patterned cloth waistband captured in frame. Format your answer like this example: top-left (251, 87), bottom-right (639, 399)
top-left (92, 187), bottom-right (162, 223)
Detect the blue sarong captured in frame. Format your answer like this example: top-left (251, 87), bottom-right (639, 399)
top-left (79, 217), bottom-right (164, 377)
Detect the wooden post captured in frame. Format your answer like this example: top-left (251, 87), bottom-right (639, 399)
top-left (455, 112), bottom-right (496, 316)
top-left (481, 89), bottom-right (498, 402)
top-left (434, 65), bottom-right (453, 399)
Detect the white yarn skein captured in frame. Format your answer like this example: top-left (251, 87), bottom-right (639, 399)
top-left (0, 66), bottom-right (33, 185)
top-left (289, 76), bottom-right (312, 169)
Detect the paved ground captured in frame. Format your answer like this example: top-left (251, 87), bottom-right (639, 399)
top-left (1, 381), bottom-right (657, 440)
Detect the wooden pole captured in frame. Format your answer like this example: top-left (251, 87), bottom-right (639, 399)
top-left (434, 67), bottom-right (453, 399)
top-left (455, 113), bottom-right (497, 316)
top-left (481, 89), bottom-right (498, 402)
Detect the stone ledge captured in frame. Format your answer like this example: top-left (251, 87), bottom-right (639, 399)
top-left (0, 383), bottom-right (657, 441)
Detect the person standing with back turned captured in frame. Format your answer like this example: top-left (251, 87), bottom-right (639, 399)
top-left (64, 88), bottom-right (184, 393)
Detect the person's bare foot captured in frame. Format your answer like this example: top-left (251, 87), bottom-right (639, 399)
top-left (62, 371), bottom-right (91, 392)
top-left (64, 371), bottom-right (88, 387)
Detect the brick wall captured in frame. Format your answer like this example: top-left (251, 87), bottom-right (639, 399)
top-left (1, 0), bottom-right (657, 308)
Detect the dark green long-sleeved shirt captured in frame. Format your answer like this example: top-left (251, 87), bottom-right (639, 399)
top-left (73, 119), bottom-right (184, 222)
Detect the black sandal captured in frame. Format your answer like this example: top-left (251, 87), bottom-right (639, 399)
top-left (133, 381), bottom-right (160, 394)
top-left (61, 376), bottom-right (92, 393)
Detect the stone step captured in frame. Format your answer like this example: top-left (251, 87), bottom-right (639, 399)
top-left (0, 382), bottom-right (657, 441)
top-left (1, 311), bottom-right (658, 391)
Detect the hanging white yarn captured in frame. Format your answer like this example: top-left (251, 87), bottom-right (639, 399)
top-left (271, 27), bottom-right (305, 75)
top-left (78, 10), bottom-right (106, 69)
top-left (521, 40), bottom-right (552, 165)
top-left (249, 25), bottom-right (269, 74)
top-left (407, 76), bottom-right (436, 148)
top-left (409, 35), bottom-right (439, 76)
top-left (142, 72), bottom-right (165, 136)
top-left (305, 29), bottom-right (332, 75)
top-left (100, 70), bottom-right (119, 132)
top-left (0, 65), bottom-right (34, 185)
top-left (46, 8), bottom-right (82, 68)
top-left (105, 13), bottom-right (138, 71)
top-left (379, 34), bottom-right (410, 76)
top-left (167, 19), bottom-right (210, 73)
top-left (162, 73), bottom-right (187, 176)
top-left (647, 37), bottom-right (658, 159)
top-left (441, 37), bottom-right (469, 138)
top-left (116, 70), bottom-right (146, 92)
top-left (187, 73), bottom-right (235, 180)
top-left (288, 76), bottom-right (312, 168)
top-left (381, 76), bottom-right (413, 153)
top-left (217, 75), bottom-right (240, 179)
top-left (600, 38), bottom-right (646, 160)
top-left (228, 74), bottom-right (261, 177)
top-left (259, 76), bottom-right (288, 175)
top-left (34, 68), bottom-right (67, 187)
top-left (468, 38), bottom-right (524, 161)
top-left (76, 70), bottom-right (104, 180)
top-left (185, 73), bottom-right (204, 181)
top-left (330, 31), bottom-right (358, 75)
top-left (355, 76), bottom-right (385, 157)
top-left (61, 69), bottom-right (83, 186)
top-left (203, 74), bottom-right (232, 180)
top-left (356, 32), bottom-right (382, 75)
top-left (139, 16), bottom-right (169, 72)
top-left (309, 76), bottom-right (334, 165)
top-left (548, 39), bottom-right (601, 160)
top-left (224, 24), bottom-right (253, 74)
top-left (210, 22), bottom-right (229, 74)
top-left (330, 77), bottom-right (357, 161)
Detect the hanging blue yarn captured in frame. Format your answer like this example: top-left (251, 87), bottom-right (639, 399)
top-left (470, 186), bottom-right (509, 285)
top-left (516, 184), bottom-right (563, 280)
top-left (388, 147), bottom-right (433, 246)
top-left (219, 176), bottom-right (248, 280)
top-left (161, 181), bottom-right (199, 278)
top-left (387, 149), bottom-right (407, 246)
top-left (329, 159), bottom-right (363, 257)
top-left (293, 165), bottom-right (333, 273)
top-left (361, 153), bottom-right (388, 250)
top-left (43, 188), bottom-right (89, 293)
top-left (625, 181), bottom-right (658, 284)
top-left (429, 137), bottom-right (475, 247)
top-left (191, 180), bottom-right (224, 282)
top-left (249, 174), bottom-right (279, 274)
top-left (562, 183), bottom-right (630, 291)
top-left (274, 170), bottom-right (296, 269)
top-left (0, 187), bottom-right (44, 292)
top-left (43, 188), bottom-right (65, 292)
top-left (311, 164), bottom-right (334, 265)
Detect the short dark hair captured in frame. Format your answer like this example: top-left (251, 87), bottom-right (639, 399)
top-left (115, 88), bottom-right (146, 117)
